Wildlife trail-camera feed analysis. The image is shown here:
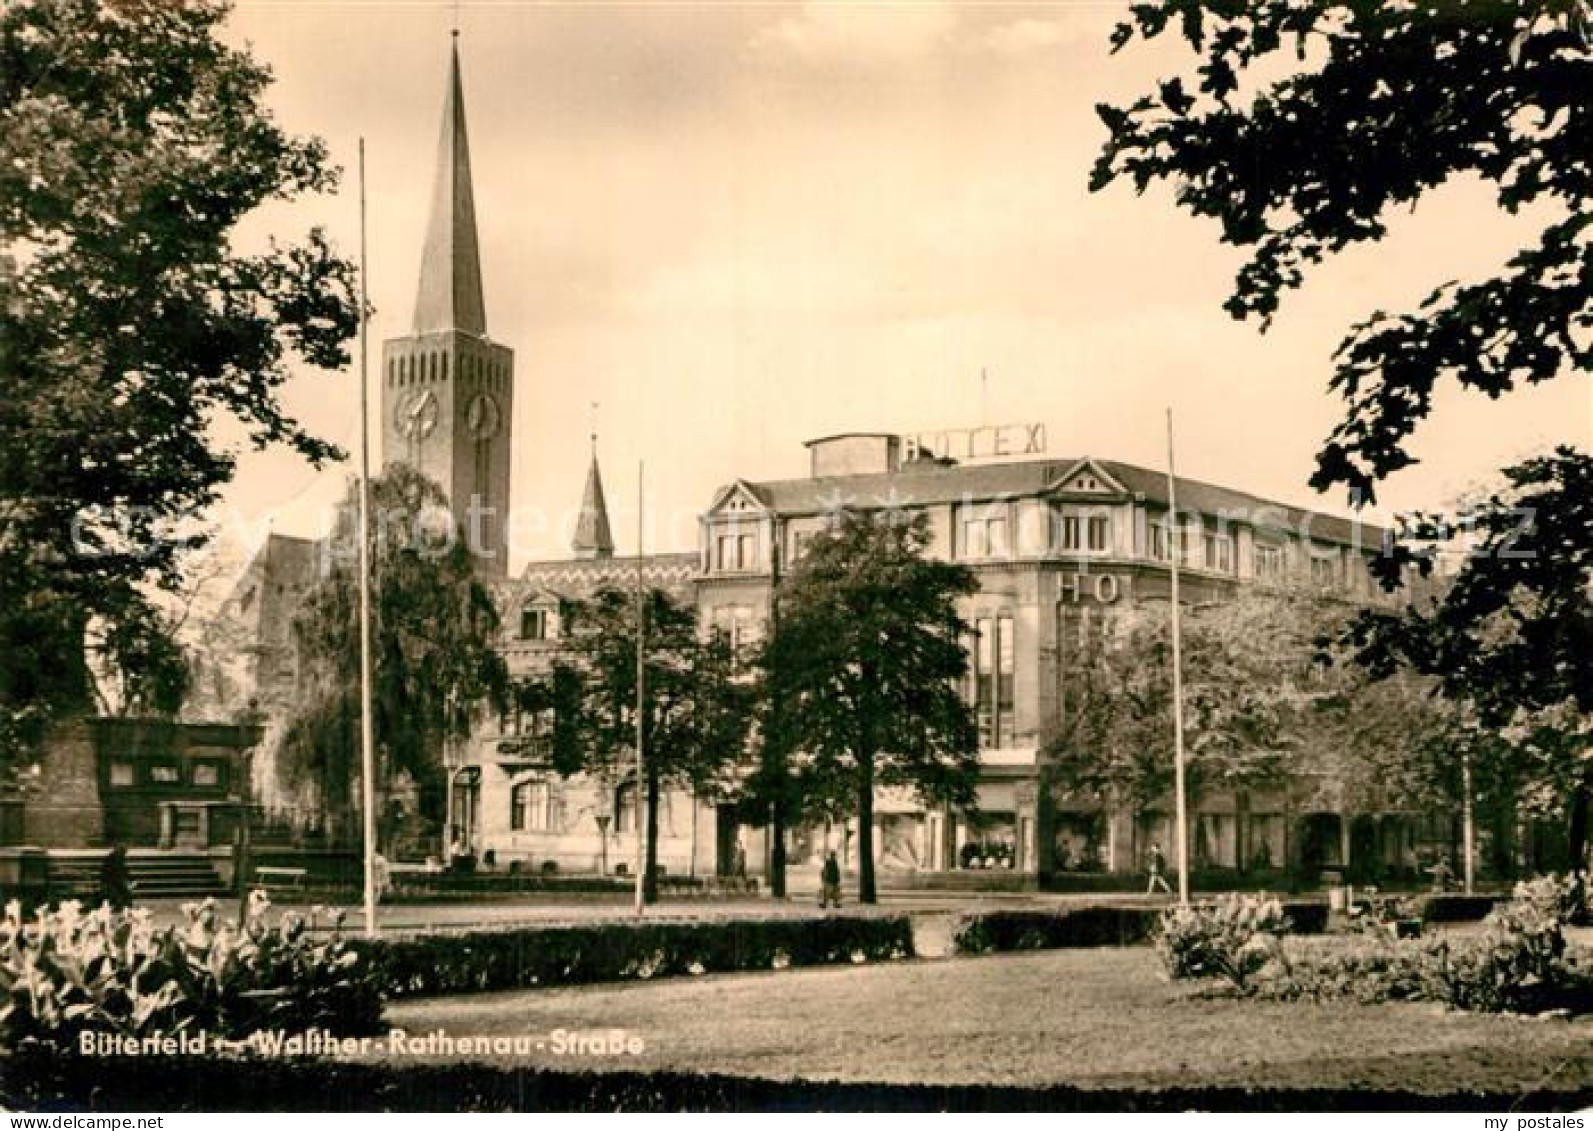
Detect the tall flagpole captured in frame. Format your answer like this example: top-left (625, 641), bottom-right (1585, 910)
top-left (357, 139), bottom-right (379, 937)
top-left (1165, 408), bottom-right (1191, 906)
top-left (633, 460), bottom-right (646, 915)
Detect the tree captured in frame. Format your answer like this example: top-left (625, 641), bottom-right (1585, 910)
top-left (279, 466), bottom-right (509, 835)
top-left (1093, 2), bottom-right (1591, 504)
top-left (1340, 450), bottom-right (1593, 868)
top-left (0, 0), bottom-right (358, 782)
top-left (1093, 3), bottom-right (1593, 867)
top-left (762, 510), bottom-right (979, 904)
top-left (559, 586), bottom-right (752, 904)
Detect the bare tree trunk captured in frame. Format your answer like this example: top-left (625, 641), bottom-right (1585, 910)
top-left (643, 762), bottom-right (661, 904)
top-left (770, 804), bottom-right (787, 899)
top-left (858, 750), bottom-right (877, 904)
top-left (1567, 768), bottom-right (1592, 874)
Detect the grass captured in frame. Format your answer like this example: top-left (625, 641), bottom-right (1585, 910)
top-left (382, 946), bottom-right (1593, 1096)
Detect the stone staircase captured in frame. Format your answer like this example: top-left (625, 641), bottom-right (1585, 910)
top-left (46, 850), bottom-right (229, 900)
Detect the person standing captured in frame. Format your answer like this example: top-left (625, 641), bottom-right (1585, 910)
top-left (1146, 842), bottom-right (1172, 895)
top-left (819, 850), bottom-right (842, 909)
top-left (98, 844), bottom-right (133, 910)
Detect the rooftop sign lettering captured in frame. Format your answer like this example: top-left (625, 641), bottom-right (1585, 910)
top-left (902, 423), bottom-right (1046, 464)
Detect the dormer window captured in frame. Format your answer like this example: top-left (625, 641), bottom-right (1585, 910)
top-left (519, 603), bottom-right (557, 641)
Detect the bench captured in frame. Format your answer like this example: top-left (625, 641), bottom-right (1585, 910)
top-left (254, 866), bottom-right (309, 891)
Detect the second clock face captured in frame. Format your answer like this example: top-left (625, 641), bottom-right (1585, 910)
top-left (466, 392), bottom-right (501, 439)
top-left (395, 389), bottom-right (439, 439)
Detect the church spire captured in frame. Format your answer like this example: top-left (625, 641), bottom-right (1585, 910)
top-left (412, 34), bottom-right (487, 337)
top-left (572, 437), bottom-right (615, 559)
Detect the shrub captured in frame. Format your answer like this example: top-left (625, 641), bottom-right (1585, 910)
top-left (1419, 894), bottom-right (1499, 924)
top-left (951, 906), bottom-right (1158, 954)
top-left (0, 894), bottom-right (382, 1052)
top-left (358, 913), bottom-right (914, 998)
top-left (1155, 895), bottom-right (1290, 990)
top-left (1259, 874), bottom-right (1593, 1015)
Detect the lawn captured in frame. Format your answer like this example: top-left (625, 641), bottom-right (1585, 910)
top-left (382, 946), bottom-right (1593, 1096)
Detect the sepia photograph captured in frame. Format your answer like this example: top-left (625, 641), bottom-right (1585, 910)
top-left (1, 0), bottom-right (1591, 1116)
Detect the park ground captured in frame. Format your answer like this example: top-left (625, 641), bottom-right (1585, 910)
top-left (377, 946), bottom-right (1593, 1096)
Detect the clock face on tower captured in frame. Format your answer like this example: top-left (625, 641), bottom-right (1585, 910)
top-left (395, 389), bottom-right (439, 440)
top-left (466, 392), bottom-right (501, 439)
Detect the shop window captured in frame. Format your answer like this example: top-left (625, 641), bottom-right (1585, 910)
top-left (191, 762), bottom-right (221, 787)
top-left (147, 764), bottom-right (180, 785)
top-left (109, 762), bottom-right (135, 788)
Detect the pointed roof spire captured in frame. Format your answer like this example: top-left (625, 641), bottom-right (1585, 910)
top-left (572, 439), bottom-right (615, 559)
top-left (412, 34), bottom-right (487, 336)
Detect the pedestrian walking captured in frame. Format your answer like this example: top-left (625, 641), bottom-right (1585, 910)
top-left (819, 849), bottom-right (842, 909)
top-left (1146, 842), bottom-right (1172, 895)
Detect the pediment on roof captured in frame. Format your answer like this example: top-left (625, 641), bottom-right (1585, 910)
top-left (705, 480), bottom-right (769, 518)
top-left (1047, 457), bottom-right (1128, 497)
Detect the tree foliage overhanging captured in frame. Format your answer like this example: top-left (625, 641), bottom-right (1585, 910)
top-left (1092, 0), bottom-right (1592, 503)
top-left (0, 0), bottom-right (358, 776)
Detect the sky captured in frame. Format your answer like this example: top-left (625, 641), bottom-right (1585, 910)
top-left (212, 0), bottom-right (1589, 569)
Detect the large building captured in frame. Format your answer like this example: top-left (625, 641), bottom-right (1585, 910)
top-left (232, 37), bottom-right (1449, 888)
top-left (466, 428), bottom-right (1404, 885)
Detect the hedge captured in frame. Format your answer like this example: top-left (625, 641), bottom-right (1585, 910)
top-left (7, 1050), bottom-right (1588, 1112)
top-left (951, 900), bottom-right (1328, 955)
top-left (1418, 894), bottom-right (1501, 924)
top-left (356, 913), bottom-right (915, 997)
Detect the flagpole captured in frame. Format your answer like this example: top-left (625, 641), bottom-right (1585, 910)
top-left (1165, 407), bottom-right (1190, 906)
top-left (357, 139), bottom-right (379, 937)
top-left (634, 460), bottom-right (646, 915)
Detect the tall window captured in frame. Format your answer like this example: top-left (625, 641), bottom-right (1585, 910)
top-left (715, 529), bottom-right (757, 572)
top-left (1086, 516), bottom-right (1110, 552)
top-left (1148, 521), bottom-right (1167, 561)
top-left (1255, 543), bottom-right (1285, 581)
top-left (615, 782), bottom-right (638, 834)
top-left (519, 606), bottom-right (548, 641)
top-left (970, 615), bottom-right (1016, 748)
top-left (960, 508), bottom-right (1009, 560)
top-left (1059, 514), bottom-right (1081, 551)
top-left (1204, 532), bottom-right (1234, 573)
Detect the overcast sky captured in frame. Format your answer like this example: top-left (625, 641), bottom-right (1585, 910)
top-left (213, 0), bottom-right (1588, 568)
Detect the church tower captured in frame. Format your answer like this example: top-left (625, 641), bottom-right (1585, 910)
top-left (381, 34), bottom-right (513, 576)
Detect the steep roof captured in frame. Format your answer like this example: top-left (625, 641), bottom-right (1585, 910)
top-left (734, 457), bottom-right (1382, 548)
top-left (412, 37), bottom-right (487, 337)
top-left (571, 453), bottom-right (615, 557)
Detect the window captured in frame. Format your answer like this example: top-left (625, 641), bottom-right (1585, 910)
top-left (1087, 516), bottom-right (1110, 552)
top-left (1204, 533), bottom-right (1234, 573)
top-left (519, 606), bottom-right (548, 641)
top-left (960, 508), bottom-right (1008, 559)
top-left (715, 529), bottom-right (757, 572)
top-left (970, 615), bottom-right (1016, 748)
top-left (511, 779), bottom-right (551, 832)
top-left (147, 764), bottom-right (180, 785)
top-left (1310, 554), bottom-right (1339, 588)
top-left (1148, 522), bottom-right (1167, 562)
top-left (109, 762), bottom-right (135, 788)
top-left (191, 762), bottom-right (221, 787)
top-left (1255, 543), bottom-right (1285, 582)
top-left (615, 782), bottom-right (639, 834)
top-left (1059, 515), bottom-right (1081, 551)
